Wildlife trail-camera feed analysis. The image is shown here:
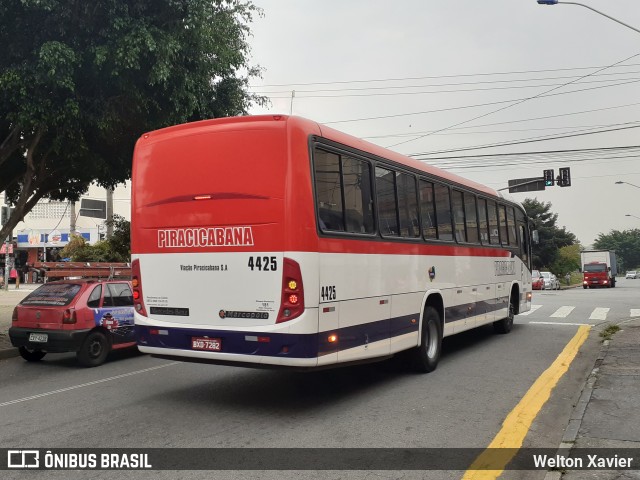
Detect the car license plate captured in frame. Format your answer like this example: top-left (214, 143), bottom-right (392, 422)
top-left (28, 333), bottom-right (48, 343)
top-left (191, 337), bottom-right (221, 351)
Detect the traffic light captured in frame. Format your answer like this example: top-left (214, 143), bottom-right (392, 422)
top-left (558, 167), bottom-right (571, 187)
top-left (543, 169), bottom-right (555, 187)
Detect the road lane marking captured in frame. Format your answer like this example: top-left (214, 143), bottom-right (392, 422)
top-left (589, 307), bottom-right (609, 321)
top-left (0, 362), bottom-right (178, 408)
top-left (632, 309), bottom-right (640, 318)
top-left (517, 305), bottom-right (542, 316)
top-left (529, 321), bottom-right (592, 326)
top-left (462, 325), bottom-right (591, 480)
top-left (550, 306), bottom-right (575, 318)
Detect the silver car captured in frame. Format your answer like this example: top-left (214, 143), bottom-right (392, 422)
top-left (540, 271), bottom-right (560, 290)
top-left (626, 271), bottom-right (637, 279)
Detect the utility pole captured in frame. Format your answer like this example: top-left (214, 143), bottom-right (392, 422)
top-left (70, 201), bottom-right (76, 236)
top-left (289, 90), bottom-right (295, 115)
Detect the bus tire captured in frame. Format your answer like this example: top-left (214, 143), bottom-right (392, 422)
top-left (409, 306), bottom-right (442, 373)
top-left (19, 346), bottom-right (46, 362)
top-left (77, 331), bottom-right (110, 367)
top-left (493, 294), bottom-right (515, 334)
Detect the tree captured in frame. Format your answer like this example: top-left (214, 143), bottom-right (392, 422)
top-left (0, 0), bottom-right (265, 242)
top-left (593, 229), bottom-right (640, 271)
top-left (551, 244), bottom-right (581, 276)
top-left (60, 215), bottom-right (130, 262)
top-left (522, 198), bottom-right (577, 269)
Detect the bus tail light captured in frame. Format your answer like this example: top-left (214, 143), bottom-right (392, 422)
top-left (277, 258), bottom-right (305, 323)
top-left (132, 259), bottom-right (148, 317)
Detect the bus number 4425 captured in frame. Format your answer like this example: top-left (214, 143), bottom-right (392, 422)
top-left (248, 256), bottom-right (277, 271)
top-left (321, 286), bottom-right (336, 301)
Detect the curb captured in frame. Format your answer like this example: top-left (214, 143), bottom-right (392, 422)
top-left (542, 332), bottom-right (611, 480)
top-left (0, 346), bottom-right (19, 360)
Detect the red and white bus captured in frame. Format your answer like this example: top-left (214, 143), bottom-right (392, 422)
top-left (131, 115), bottom-right (533, 372)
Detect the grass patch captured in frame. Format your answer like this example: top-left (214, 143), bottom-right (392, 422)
top-left (600, 324), bottom-right (621, 341)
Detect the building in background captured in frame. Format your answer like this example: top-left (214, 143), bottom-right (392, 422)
top-left (1, 183), bottom-right (131, 281)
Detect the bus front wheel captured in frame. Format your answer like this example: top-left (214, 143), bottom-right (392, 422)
top-left (410, 306), bottom-right (442, 373)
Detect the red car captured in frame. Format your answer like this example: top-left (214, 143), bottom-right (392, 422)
top-left (9, 280), bottom-right (135, 367)
top-left (532, 270), bottom-right (545, 290)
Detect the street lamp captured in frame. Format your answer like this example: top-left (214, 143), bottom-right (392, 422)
top-left (625, 214), bottom-right (640, 220)
top-left (537, 1), bottom-right (640, 36)
top-left (616, 181), bottom-right (640, 190)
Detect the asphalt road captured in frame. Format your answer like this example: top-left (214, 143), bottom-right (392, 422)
top-left (2, 279), bottom-right (639, 479)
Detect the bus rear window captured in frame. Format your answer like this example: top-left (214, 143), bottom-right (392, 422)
top-left (20, 284), bottom-right (82, 306)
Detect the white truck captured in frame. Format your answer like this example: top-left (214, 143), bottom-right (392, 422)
top-left (581, 250), bottom-right (617, 288)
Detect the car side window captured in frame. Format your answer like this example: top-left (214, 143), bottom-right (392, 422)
top-left (87, 285), bottom-right (102, 308)
top-left (107, 283), bottom-right (133, 307)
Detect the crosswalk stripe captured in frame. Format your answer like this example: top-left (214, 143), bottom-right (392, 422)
top-left (550, 306), bottom-right (575, 318)
top-left (589, 307), bottom-right (610, 321)
top-left (529, 321), bottom-right (592, 326)
top-left (631, 309), bottom-right (640, 318)
top-left (518, 305), bottom-right (542, 316)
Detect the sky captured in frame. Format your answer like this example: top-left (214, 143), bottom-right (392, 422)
top-left (245, 0), bottom-right (640, 247)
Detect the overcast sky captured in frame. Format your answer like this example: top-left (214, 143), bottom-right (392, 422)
top-left (245, 0), bottom-right (640, 247)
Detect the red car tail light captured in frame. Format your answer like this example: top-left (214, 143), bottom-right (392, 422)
top-left (131, 259), bottom-right (148, 317)
top-left (277, 258), bottom-right (305, 323)
top-left (62, 309), bottom-right (77, 324)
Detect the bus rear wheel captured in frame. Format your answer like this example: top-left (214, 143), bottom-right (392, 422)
top-left (409, 306), bottom-right (442, 373)
top-left (494, 294), bottom-right (515, 334)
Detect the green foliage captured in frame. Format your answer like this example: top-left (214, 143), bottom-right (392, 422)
top-left (523, 198), bottom-right (577, 270)
top-left (551, 244), bottom-right (582, 277)
top-left (0, 0), bottom-right (266, 242)
top-left (593, 229), bottom-right (640, 271)
top-left (59, 215), bottom-right (130, 262)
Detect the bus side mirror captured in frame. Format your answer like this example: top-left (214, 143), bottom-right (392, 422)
top-left (532, 230), bottom-right (539, 244)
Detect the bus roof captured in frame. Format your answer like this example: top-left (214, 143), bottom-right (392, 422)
top-left (139, 114), bottom-right (500, 198)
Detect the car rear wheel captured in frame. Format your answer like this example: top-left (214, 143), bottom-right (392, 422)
top-left (19, 346), bottom-right (46, 362)
top-left (77, 331), bottom-right (110, 367)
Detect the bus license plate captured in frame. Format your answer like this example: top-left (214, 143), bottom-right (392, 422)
top-left (191, 337), bottom-right (221, 351)
top-left (29, 333), bottom-right (48, 343)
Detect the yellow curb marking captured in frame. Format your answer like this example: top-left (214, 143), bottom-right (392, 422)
top-left (462, 324), bottom-right (591, 479)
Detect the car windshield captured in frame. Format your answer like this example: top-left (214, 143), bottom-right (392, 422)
top-left (532, 270), bottom-right (540, 277)
top-left (541, 272), bottom-right (551, 278)
top-left (20, 283), bottom-right (82, 307)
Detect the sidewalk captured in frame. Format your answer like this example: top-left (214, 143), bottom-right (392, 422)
top-left (546, 316), bottom-right (640, 480)
top-left (0, 284), bottom-right (39, 359)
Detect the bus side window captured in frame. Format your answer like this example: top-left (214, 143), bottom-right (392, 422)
top-left (342, 155), bottom-right (374, 234)
top-left (434, 183), bottom-right (453, 241)
top-left (452, 190), bottom-right (466, 243)
top-left (477, 198), bottom-right (489, 244)
top-left (507, 207), bottom-right (518, 247)
top-left (487, 200), bottom-right (500, 244)
top-left (498, 204), bottom-right (509, 246)
top-left (464, 193), bottom-right (479, 244)
top-left (314, 149), bottom-right (345, 232)
top-left (419, 180), bottom-right (437, 240)
top-left (376, 167), bottom-right (399, 236)
top-left (397, 172), bottom-right (419, 238)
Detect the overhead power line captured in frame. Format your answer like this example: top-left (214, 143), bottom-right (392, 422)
top-left (386, 51), bottom-right (640, 149)
top-left (249, 62), bottom-right (640, 88)
top-left (323, 78), bottom-right (640, 125)
top-left (406, 124), bottom-right (640, 157)
top-left (258, 76), bottom-right (640, 99)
